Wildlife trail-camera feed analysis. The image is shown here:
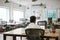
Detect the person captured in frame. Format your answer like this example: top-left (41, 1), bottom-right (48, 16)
top-left (25, 16), bottom-right (41, 29)
top-left (25, 16), bottom-right (44, 40)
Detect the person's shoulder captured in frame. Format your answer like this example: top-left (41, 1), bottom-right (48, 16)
top-left (25, 23), bottom-right (31, 29)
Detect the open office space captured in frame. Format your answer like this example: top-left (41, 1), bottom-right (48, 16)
top-left (0, 0), bottom-right (60, 40)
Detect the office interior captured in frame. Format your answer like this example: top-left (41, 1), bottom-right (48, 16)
top-left (0, 0), bottom-right (60, 40)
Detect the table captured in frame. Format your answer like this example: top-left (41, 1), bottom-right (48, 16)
top-left (44, 33), bottom-right (58, 40)
top-left (3, 34), bottom-right (27, 40)
top-left (3, 33), bottom-right (59, 40)
top-left (3, 29), bottom-right (59, 40)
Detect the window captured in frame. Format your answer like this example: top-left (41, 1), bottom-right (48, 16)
top-left (0, 7), bottom-right (9, 22)
top-left (13, 10), bottom-right (24, 22)
top-left (45, 10), bottom-right (56, 19)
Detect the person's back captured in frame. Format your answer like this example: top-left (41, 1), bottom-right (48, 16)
top-left (21, 16), bottom-right (43, 40)
top-left (25, 16), bottom-right (41, 29)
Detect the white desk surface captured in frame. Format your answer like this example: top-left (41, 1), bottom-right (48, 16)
top-left (3, 28), bottom-right (25, 34)
top-left (3, 28), bottom-right (59, 37)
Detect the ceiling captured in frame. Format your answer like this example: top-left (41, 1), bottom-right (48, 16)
top-left (0, 0), bottom-right (59, 9)
top-left (8, 0), bottom-right (60, 9)
top-left (8, 0), bottom-right (60, 5)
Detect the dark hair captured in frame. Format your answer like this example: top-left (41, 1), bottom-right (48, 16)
top-left (30, 16), bottom-right (36, 23)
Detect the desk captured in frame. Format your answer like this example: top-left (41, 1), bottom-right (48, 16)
top-left (3, 29), bottom-right (59, 40)
top-left (3, 33), bottom-right (59, 40)
top-left (44, 33), bottom-right (58, 40)
top-left (3, 34), bottom-right (27, 40)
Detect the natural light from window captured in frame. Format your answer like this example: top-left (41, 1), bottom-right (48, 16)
top-left (13, 10), bottom-right (24, 22)
top-left (0, 8), bottom-right (9, 22)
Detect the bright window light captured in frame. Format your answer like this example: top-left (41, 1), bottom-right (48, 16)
top-left (13, 10), bottom-right (24, 22)
top-left (0, 8), bottom-right (9, 21)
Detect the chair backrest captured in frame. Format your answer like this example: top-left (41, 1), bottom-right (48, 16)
top-left (37, 21), bottom-right (47, 29)
top-left (25, 28), bottom-right (45, 40)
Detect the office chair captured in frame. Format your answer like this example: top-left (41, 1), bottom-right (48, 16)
top-left (25, 28), bottom-right (45, 40)
top-left (37, 21), bottom-right (47, 29)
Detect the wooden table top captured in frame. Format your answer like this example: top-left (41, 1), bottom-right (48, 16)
top-left (44, 32), bottom-right (59, 37)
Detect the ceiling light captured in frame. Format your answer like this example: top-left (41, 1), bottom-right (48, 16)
top-left (32, 0), bottom-right (46, 8)
top-left (32, 0), bottom-right (37, 2)
top-left (5, 0), bottom-right (9, 3)
top-left (40, 3), bottom-right (46, 8)
top-left (19, 5), bottom-right (22, 7)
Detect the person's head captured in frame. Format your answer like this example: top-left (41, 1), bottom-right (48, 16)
top-left (30, 16), bottom-right (36, 23)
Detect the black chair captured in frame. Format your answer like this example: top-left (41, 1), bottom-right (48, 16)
top-left (25, 28), bottom-right (45, 40)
